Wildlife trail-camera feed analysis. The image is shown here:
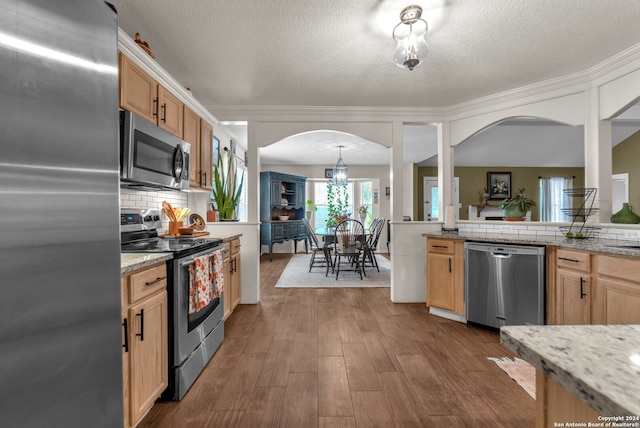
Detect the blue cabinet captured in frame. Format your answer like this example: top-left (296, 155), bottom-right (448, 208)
top-left (260, 171), bottom-right (308, 261)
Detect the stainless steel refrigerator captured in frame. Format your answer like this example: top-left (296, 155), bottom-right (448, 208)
top-left (0, 1), bottom-right (123, 426)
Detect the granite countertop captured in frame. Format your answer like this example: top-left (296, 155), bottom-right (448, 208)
top-left (208, 231), bottom-right (242, 243)
top-left (501, 325), bottom-right (640, 417)
top-left (121, 253), bottom-right (173, 275)
top-left (423, 231), bottom-right (640, 258)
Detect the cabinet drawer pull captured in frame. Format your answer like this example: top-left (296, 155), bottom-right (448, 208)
top-left (161, 103), bottom-right (167, 122)
top-left (579, 277), bottom-right (587, 299)
top-left (136, 309), bottom-right (144, 341)
top-left (145, 276), bottom-right (165, 286)
top-left (433, 245), bottom-right (449, 249)
top-left (153, 98), bottom-right (158, 117)
top-left (122, 318), bottom-right (129, 352)
top-left (558, 257), bottom-right (580, 263)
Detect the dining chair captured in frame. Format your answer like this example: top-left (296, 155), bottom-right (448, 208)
top-left (303, 218), bottom-right (332, 272)
top-left (328, 219), bottom-right (366, 280)
top-left (362, 218), bottom-right (385, 272)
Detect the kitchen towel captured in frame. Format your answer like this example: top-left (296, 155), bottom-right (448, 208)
top-left (212, 249), bottom-right (224, 297)
top-left (189, 255), bottom-right (213, 314)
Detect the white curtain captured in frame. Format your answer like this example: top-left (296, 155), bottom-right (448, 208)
top-left (539, 177), bottom-right (573, 222)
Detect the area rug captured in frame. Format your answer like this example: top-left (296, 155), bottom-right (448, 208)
top-left (487, 357), bottom-right (536, 399)
top-left (275, 254), bottom-right (391, 288)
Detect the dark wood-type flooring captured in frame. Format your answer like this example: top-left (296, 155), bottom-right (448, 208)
top-left (139, 253), bottom-right (535, 427)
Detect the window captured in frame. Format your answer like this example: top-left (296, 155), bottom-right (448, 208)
top-left (539, 177), bottom-right (573, 222)
top-left (359, 181), bottom-right (374, 229)
top-left (313, 181), bottom-right (354, 228)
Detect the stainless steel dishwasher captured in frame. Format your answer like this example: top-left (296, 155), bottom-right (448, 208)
top-left (465, 242), bottom-right (545, 329)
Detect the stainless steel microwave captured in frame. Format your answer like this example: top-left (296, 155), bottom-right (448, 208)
top-left (120, 111), bottom-right (190, 191)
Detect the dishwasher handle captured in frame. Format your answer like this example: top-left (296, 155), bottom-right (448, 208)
top-left (490, 252), bottom-right (512, 258)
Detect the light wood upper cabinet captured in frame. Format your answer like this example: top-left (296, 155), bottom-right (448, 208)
top-left (183, 106), bottom-right (201, 188)
top-left (119, 53), bottom-right (157, 123)
top-left (593, 254), bottom-right (640, 324)
top-left (119, 52), bottom-right (184, 138)
top-left (426, 238), bottom-right (464, 314)
top-left (199, 120), bottom-right (213, 190)
top-left (157, 85), bottom-right (183, 137)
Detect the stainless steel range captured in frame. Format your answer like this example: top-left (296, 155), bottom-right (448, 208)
top-left (121, 208), bottom-right (224, 400)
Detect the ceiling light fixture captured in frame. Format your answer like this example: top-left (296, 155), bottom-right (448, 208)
top-left (392, 5), bottom-right (429, 71)
top-left (332, 145), bottom-right (348, 186)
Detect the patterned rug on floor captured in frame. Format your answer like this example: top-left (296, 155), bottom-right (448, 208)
top-left (488, 357), bottom-right (536, 399)
top-left (275, 254), bottom-right (391, 288)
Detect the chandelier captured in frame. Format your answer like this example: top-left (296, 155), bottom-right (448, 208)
top-left (332, 145), bottom-right (348, 186)
top-left (392, 5), bottom-right (429, 71)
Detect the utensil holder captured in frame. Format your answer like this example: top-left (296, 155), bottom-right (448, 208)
top-left (168, 221), bottom-right (183, 235)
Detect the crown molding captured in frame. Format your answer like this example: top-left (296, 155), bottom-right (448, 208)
top-left (118, 28), bottom-right (219, 126)
top-left (208, 105), bottom-right (446, 124)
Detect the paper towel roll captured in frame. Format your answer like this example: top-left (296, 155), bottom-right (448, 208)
top-left (444, 204), bottom-right (456, 229)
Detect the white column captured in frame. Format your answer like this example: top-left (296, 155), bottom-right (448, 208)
top-left (247, 122), bottom-right (260, 224)
top-left (391, 121), bottom-right (404, 222)
top-left (585, 89), bottom-right (613, 222)
top-left (437, 122), bottom-right (453, 220)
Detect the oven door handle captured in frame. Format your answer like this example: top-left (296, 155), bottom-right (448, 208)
top-left (180, 259), bottom-right (196, 268)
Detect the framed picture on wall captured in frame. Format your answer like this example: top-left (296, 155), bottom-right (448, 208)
top-left (487, 171), bottom-right (511, 199)
top-left (213, 135), bottom-right (220, 167)
top-left (324, 168), bottom-right (334, 179)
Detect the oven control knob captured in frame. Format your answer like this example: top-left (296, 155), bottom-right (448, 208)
top-left (154, 215), bottom-right (160, 221)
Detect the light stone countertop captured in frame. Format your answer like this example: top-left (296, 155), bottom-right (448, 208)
top-left (500, 325), bottom-right (640, 417)
top-left (423, 231), bottom-right (640, 258)
top-left (121, 253), bottom-right (173, 275)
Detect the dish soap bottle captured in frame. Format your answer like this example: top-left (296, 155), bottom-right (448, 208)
top-left (611, 203), bottom-right (640, 224)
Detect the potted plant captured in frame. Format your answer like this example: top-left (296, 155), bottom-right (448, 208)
top-left (326, 183), bottom-right (350, 227)
top-left (212, 150), bottom-right (244, 220)
top-left (305, 199), bottom-right (317, 221)
top-left (498, 188), bottom-right (536, 220)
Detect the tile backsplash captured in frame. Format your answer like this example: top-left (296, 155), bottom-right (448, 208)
top-left (457, 221), bottom-right (640, 243)
top-left (120, 188), bottom-right (188, 229)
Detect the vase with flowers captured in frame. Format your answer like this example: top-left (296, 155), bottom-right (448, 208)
top-left (357, 205), bottom-right (368, 224)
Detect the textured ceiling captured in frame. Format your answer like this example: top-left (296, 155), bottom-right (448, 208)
top-left (111, 0), bottom-right (640, 166)
top-left (112, 0), bottom-right (640, 109)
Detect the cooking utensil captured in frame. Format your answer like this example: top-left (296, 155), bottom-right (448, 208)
top-left (162, 201), bottom-right (176, 221)
top-left (189, 213), bottom-right (205, 230)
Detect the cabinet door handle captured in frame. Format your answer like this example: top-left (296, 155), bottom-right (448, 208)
top-left (153, 98), bottom-right (158, 117)
top-left (448, 258), bottom-right (452, 273)
top-left (161, 103), bottom-right (167, 122)
top-left (203, 171), bottom-right (207, 186)
top-left (136, 309), bottom-right (144, 341)
top-left (231, 258), bottom-right (237, 273)
top-left (579, 277), bottom-right (587, 299)
top-left (122, 318), bottom-right (129, 352)
top-left (145, 276), bottom-right (165, 286)
top-left (559, 257), bottom-right (580, 263)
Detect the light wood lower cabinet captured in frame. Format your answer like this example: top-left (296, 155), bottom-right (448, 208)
top-left (426, 238), bottom-right (464, 314)
top-left (553, 248), bottom-right (592, 325)
top-left (550, 247), bottom-right (640, 325)
top-left (593, 254), bottom-right (640, 324)
top-left (223, 238), bottom-right (242, 320)
top-left (536, 370), bottom-right (600, 428)
top-left (121, 263), bottom-right (168, 428)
